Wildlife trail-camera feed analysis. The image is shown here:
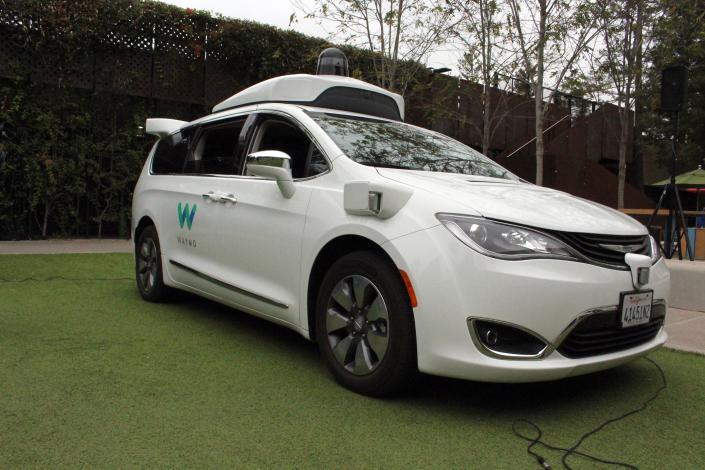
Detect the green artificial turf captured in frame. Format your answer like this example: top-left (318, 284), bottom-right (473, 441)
top-left (1, 253), bottom-right (704, 469)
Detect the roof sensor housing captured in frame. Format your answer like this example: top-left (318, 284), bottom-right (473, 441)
top-left (316, 48), bottom-right (349, 77)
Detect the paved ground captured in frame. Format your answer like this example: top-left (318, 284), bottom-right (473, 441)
top-left (0, 238), bottom-right (132, 254)
top-left (0, 238), bottom-right (703, 355)
top-left (664, 308), bottom-right (705, 355)
top-left (665, 258), bottom-right (705, 312)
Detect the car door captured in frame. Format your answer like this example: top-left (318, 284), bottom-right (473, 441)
top-left (200, 112), bottom-right (328, 327)
top-left (158, 117), bottom-right (247, 296)
top-left (148, 126), bottom-right (206, 287)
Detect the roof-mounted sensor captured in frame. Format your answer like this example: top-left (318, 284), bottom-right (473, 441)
top-left (317, 48), bottom-right (349, 77)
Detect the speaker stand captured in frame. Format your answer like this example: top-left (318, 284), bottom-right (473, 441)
top-left (646, 112), bottom-right (694, 260)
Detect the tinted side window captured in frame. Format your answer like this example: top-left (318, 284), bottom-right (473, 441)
top-left (252, 118), bottom-right (328, 178)
top-left (186, 120), bottom-right (244, 175)
top-left (151, 133), bottom-right (188, 174)
top-left (308, 147), bottom-right (328, 176)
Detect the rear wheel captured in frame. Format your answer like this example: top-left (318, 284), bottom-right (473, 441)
top-left (315, 251), bottom-right (417, 396)
top-left (135, 225), bottom-right (171, 302)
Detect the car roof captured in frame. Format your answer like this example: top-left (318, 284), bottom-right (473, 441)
top-left (212, 74), bottom-right (405, 121)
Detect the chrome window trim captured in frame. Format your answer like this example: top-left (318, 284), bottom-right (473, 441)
top-left (169, 259), bottom-right (289, 309)
top-left (149, 172), bottom-right (329, 182)
top-left (466, 298), bottom-right (666, 361)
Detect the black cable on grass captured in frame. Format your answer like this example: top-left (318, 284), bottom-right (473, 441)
top-left (513, 357), bottom-right (667, 470)
top-left (0, 276), bottom-right (132, 282)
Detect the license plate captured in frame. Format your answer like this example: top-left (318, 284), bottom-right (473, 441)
top-left (619, 290), bottom-right (653, 328)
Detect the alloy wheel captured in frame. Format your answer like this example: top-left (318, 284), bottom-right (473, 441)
top-left (325, 275), bottom-right (390, 375)
top-left (137, 238), bottom-right (158, 292)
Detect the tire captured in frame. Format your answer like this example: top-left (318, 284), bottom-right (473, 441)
top-left (315, 250), bottom-right (417, 396)
top-left (135, 225), bottom-right (171, 302)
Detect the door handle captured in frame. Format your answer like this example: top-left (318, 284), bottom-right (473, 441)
top-left (201, 192), bottom-right (220, 202)
top-left (202, 192), bottom-right (237, 204)
top-left (219, 194), bottom-right (238, 204)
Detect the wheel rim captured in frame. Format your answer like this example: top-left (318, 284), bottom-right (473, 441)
top-left (137, 238), bottom-right (158, 292)
top-left (325, 275), bottom-right (390, 375)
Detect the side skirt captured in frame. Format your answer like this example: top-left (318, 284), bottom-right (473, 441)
top-left (168, 259), bottom-right (289, 310)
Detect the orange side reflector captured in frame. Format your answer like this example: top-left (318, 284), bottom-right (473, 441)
top-left (399, 270), bottom-right (418, 308)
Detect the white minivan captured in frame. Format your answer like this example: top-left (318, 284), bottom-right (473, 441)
top-left (132, 61), bottom-right (669, 396)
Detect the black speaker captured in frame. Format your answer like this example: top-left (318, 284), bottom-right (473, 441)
top-left (661, 65), bottom-right (688, 112)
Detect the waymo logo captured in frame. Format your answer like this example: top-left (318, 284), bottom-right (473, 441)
top-left (177, 202), bottom-right (197, 230)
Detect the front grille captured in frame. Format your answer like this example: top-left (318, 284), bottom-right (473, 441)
top-left (558, 303), bottom-right (665, 358)
top-left (550, 232), bottom-right (650, 269)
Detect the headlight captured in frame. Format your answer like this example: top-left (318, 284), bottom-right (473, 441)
top-left (436, 213), bottom-right (579, 260)
top-left (649, 235), bottom-right (662, 264)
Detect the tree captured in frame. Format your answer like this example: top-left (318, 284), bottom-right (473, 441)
top-left (448, 0), bottom-right (520, 156)
top-left (596, 0), bottom-right (655, 208)
top-left (506, 0), bottom-right (604, 185)
top-left (292, 0), bottom-right (456, 93)
top-left (641, 0), bottom-right (705, 181)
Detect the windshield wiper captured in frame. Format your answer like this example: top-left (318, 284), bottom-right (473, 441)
top-left (359, 162), bottom-right (413, 170)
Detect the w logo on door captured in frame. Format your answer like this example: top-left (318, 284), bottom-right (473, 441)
top-left (177, 202), bottom-right (197, 230)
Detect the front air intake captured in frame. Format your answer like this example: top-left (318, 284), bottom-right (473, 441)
top-left (469, 319), bottom-right (547, 358)
top-left (558, 302), bottom-right (666, 358)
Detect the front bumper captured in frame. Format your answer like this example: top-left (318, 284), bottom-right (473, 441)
top-left (384, 224), bottom-right (670, 383)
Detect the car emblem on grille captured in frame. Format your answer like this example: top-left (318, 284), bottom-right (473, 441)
top-left (598, 243), bottom-right (642, 253)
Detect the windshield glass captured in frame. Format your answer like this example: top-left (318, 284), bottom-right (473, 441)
top-left (307, 111), bottom-right (518, 180)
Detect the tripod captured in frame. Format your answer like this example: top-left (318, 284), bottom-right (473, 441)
top-left (646, 112), bottom-right (694, 260)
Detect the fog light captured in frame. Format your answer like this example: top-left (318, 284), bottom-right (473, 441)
top-left (472, 320), bottom-right (547, 357)
top-left (484, 328), bottom-right (499, 346)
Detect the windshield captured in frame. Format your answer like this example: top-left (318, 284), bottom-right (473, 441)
top-left (307, 111), bottom-right (518, 180)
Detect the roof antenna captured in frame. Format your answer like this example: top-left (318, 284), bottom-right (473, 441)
top-left (316, 48), bottom-right (349, 77)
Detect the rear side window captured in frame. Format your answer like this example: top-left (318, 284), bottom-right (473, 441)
top-left (186, 119), bottom-right (245, 175)
top-left (151, 132), bottom-right (189, 174)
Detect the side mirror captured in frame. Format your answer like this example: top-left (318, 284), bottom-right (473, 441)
top-left (246, 150), bottom-right (296, 198)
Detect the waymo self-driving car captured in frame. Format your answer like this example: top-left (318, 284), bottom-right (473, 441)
top-left (132, 49), bottom-right (669, 396)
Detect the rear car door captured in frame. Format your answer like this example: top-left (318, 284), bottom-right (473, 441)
top-left (148, 127), bottom-right (204, 286)
top-left (157, 117), bottom-right (246, 295)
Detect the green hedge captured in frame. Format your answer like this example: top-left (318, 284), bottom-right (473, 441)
top-left (0, 0), bottom-right (435, 239)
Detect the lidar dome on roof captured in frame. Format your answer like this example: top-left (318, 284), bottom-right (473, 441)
top-left (211, 74), bottom-right (405, 121)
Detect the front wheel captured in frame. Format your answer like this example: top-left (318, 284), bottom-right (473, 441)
top-left (135, 225), bottom-right (171, 302)
top-left (315, 251), bottom-right (417, 396)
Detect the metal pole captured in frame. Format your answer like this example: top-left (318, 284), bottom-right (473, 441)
top-left (505, 114), bottom-right (571, 159)
top-left (669, 111), bottom-right (694, 260)
top-left (674, 181), bottom-right (694, 259)
top-left (664, 113), bottom-right (678, 258)
top-left (672, 112), bottom-right (678, 187)
top-left (646, 185), bottom-right (667, 229)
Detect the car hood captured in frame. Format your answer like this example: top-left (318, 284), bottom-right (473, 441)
top-left (376, 169), bottom-right (647, 235)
